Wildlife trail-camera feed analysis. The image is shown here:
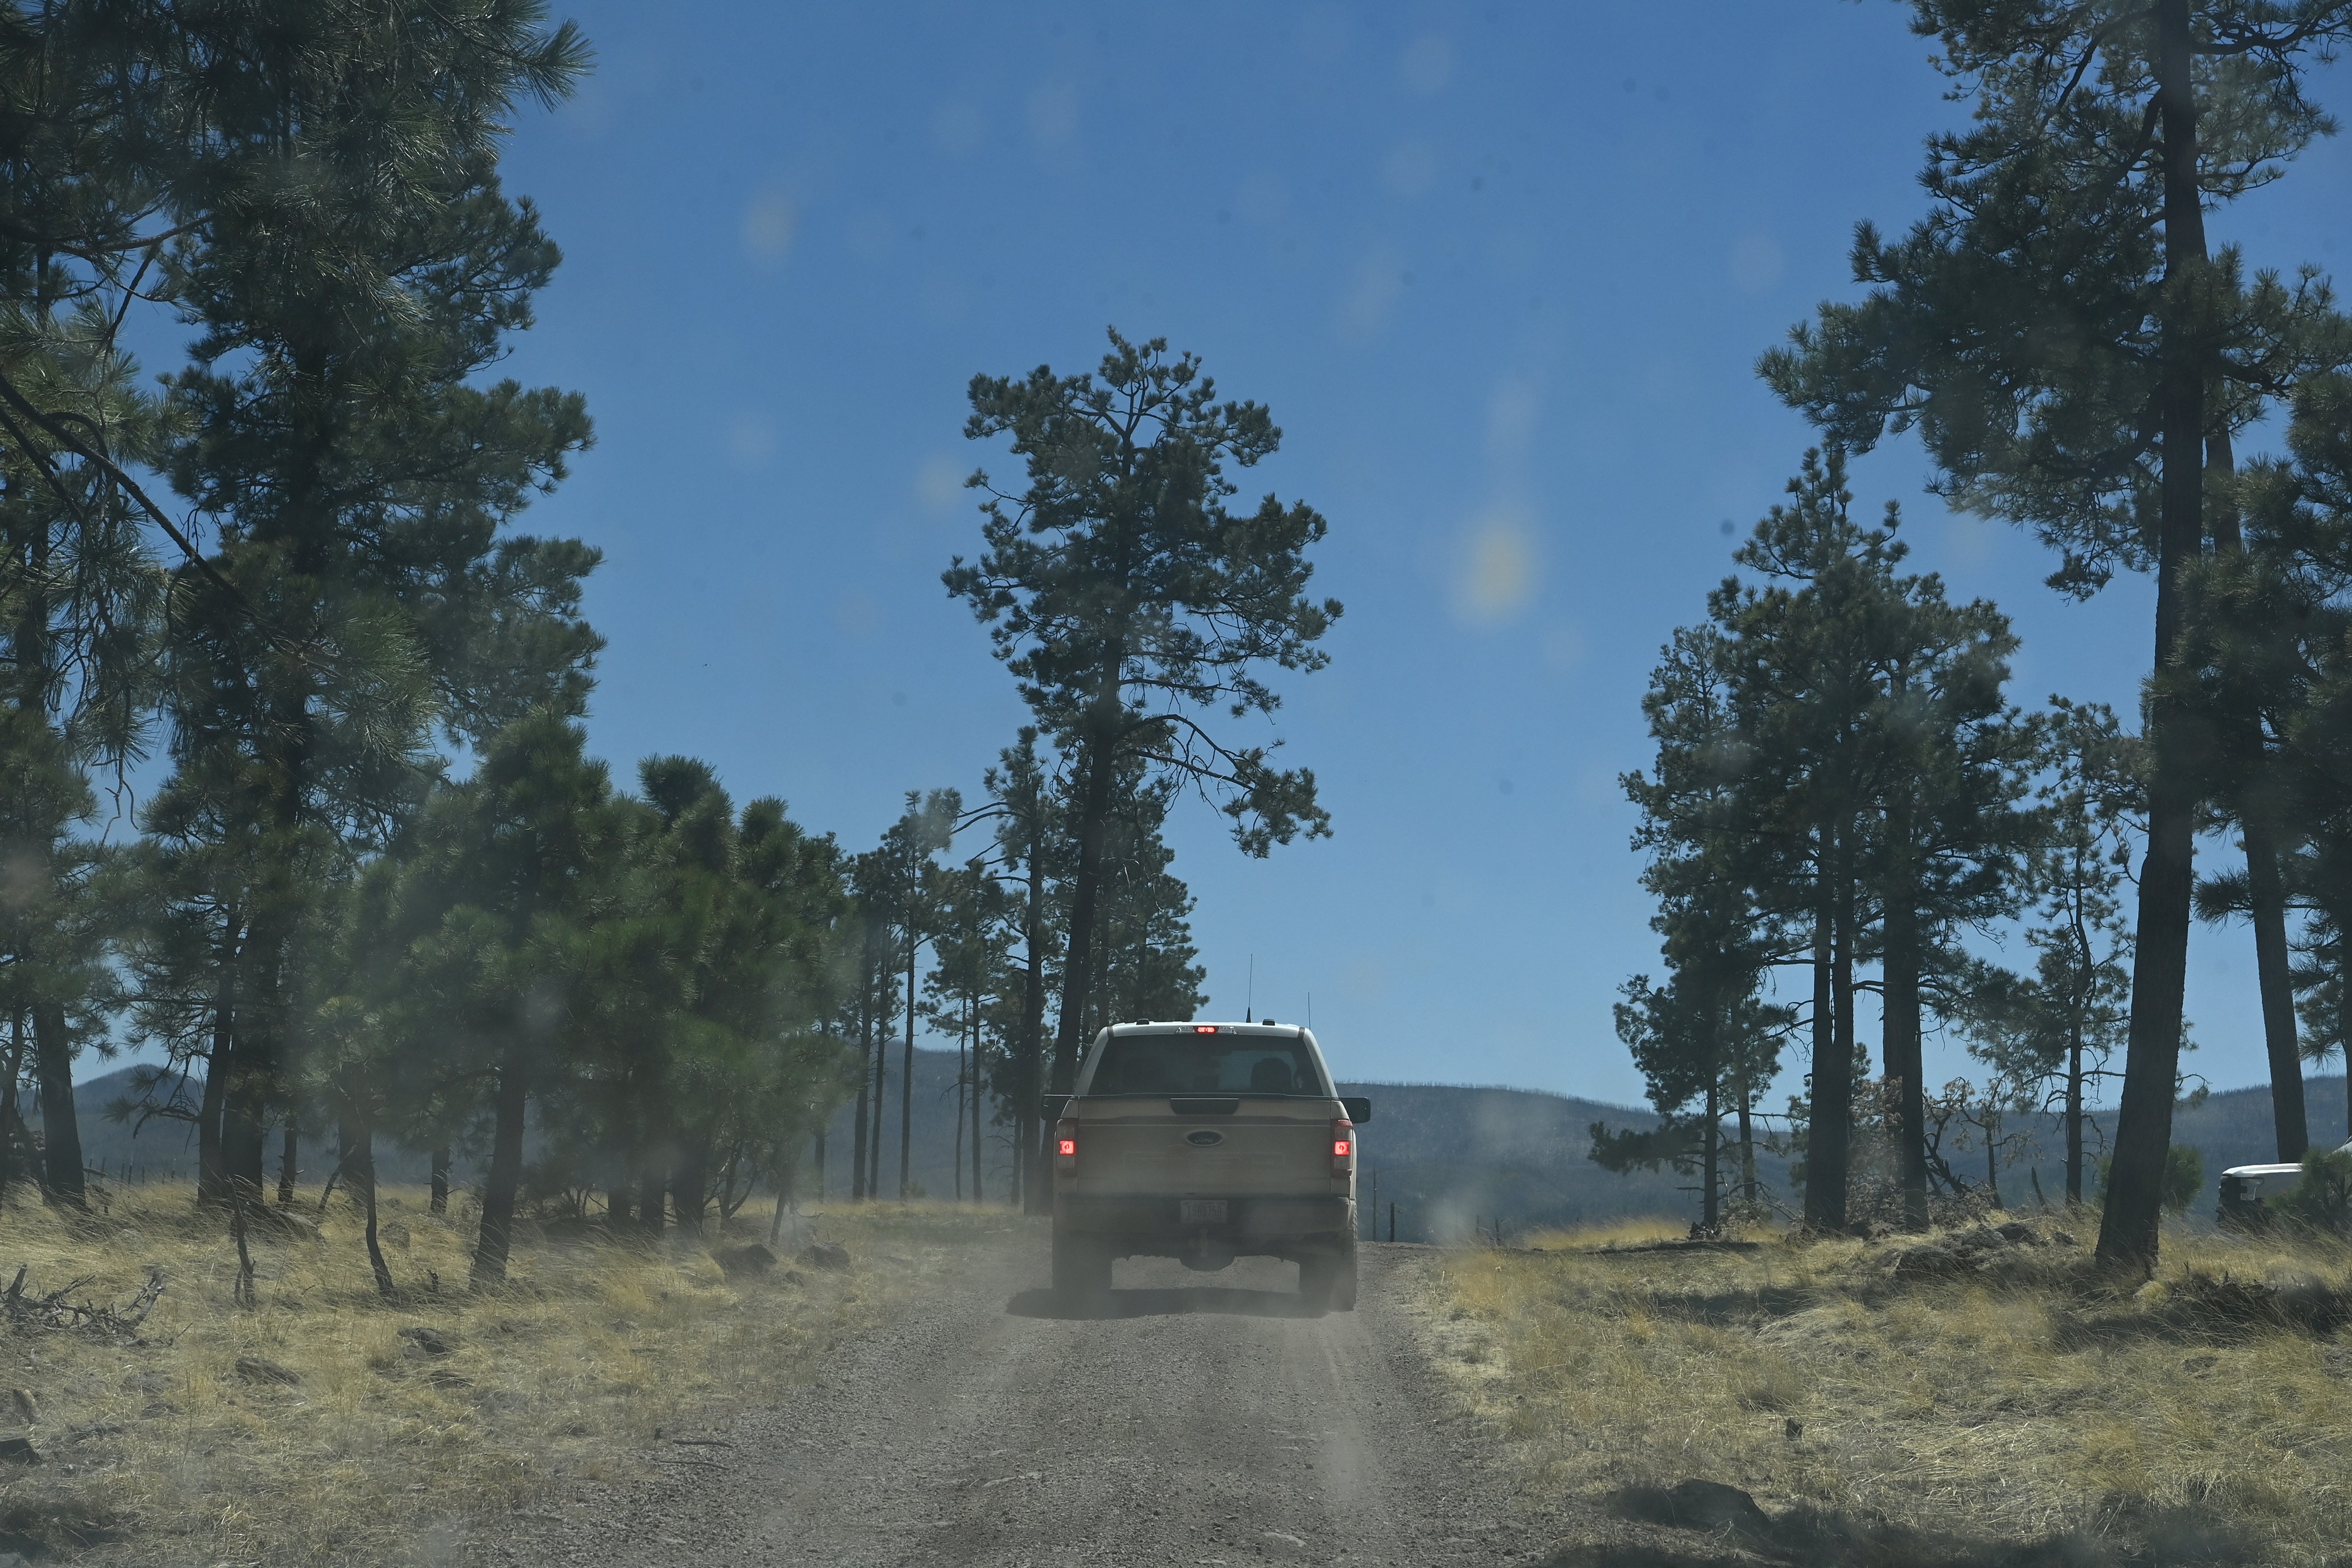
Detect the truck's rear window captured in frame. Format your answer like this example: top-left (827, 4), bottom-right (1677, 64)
top-left (1086, 1036), bottom-right (1327, 1097)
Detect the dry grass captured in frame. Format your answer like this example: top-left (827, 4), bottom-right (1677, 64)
top-left (1416, 1213), bottom-right (2352, 1565)
top-left (0, 1183), bottom-right (1021, 1566)
top-left (1520, 1217), bottom-right (1692, 1252)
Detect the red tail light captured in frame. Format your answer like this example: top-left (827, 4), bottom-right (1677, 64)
top-left (1331, 1117), bottom-right (1354, 1177)
top-left (1054, 1118), bottom-right (1079, 1173)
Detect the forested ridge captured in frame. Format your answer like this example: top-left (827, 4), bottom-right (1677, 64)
top-left (1605, 1), bottom-right (2352, 1266)
top-left (0, 4), bottom-right (1340, 1293)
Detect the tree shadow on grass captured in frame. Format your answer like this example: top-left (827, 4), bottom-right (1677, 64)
top-left (1618, 1284), bottom-right (1821, 1329)
top-left (1547, 1482), bottom-right (2262, 1568)
top-left (1004, 1286), bottom-right (1322, 1321)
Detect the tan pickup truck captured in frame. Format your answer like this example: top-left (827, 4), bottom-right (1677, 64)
top-left (1045, 1021), bottom-right (1369, 1312)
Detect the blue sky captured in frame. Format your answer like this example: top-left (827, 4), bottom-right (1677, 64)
top-left (475, 2), bottom-right (2352, 1105)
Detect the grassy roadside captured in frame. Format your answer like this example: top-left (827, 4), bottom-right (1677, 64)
top-left (0, 1184), bottom-right (1025, 1566)
top-left (1416, 1216), bottom-right (2352, 1566)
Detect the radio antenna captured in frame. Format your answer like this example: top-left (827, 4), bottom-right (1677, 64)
top-left (1246, 955), bottom-right (1254, 1024)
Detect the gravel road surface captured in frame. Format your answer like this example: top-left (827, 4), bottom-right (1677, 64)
top-left (467, 1234), bottom-right (1562, 1567)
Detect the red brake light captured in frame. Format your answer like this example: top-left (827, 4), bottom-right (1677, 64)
top-left (1332, 1139), bottom-right (1351, 1157)
top-left (1330, 1117), bottom-right (1355, 1176)
top-left (1192, 1024), bottom-right (1219, 1033)
top-left (1057, 1138), bottom-right (1077, 1156)
top-left (1054, 1117), bottom-right (1079, 1173)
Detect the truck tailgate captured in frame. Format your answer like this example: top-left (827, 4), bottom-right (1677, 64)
top-left (1071, 1098), bottom-right (1336, 1195)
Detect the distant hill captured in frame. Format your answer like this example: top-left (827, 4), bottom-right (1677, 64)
top-left (819, 1062), bottom-right (1761, 1240)
top-left (56, 1057), bottom-right (1719, 1238)
top-left (49, 1058), bottom-right (2351, 1238)
top-left (2000, 1075), bottom-right (2350, 1208)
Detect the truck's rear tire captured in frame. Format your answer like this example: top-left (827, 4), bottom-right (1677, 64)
top-left (1299, 1240), bottom-right (1357, 1313)
top-left (1299, 1249), bottom-right (1335, 1313)
top-left (1052, 1233), bottom-right (1112, 1305)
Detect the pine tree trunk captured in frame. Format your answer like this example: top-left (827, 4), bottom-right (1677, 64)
top-left (219, 961), bottom-right (272, 1203)
top-left (607, 1180), bottom-right (631, 1226)
top-left (32, 1002), bottom-right (85, 1208)
top-left (851, 995), bottom-right (871, 1202)
top-left (1, 1014), bottom-right (30, 1199)
top-left (276, 1121), bottom-right (297, 1206)
top-left (953, 1032), bottom-right (967, 1202)
top-left (971, 1009), bottom-right (984, 1203)
top-left (1702, 1079), bottom-right (1721, 1232)
top-left (899, 939), bottom-right (915, 1200)
top-left (2208, 427), bottom-right (2308, 1163)
top-left (1985, 1106), bottom-right (2004, 1209)
top-left (1737, 1089), bottom-right (1757, 1205)
top-left (1831, 840), bottom-right (1858, 1228)
top-left (813, 1127), bottom-right (827, 1202)
top-left (2246, 818), bottom-right (2308, 1160)
top-left (340, 1101), bottom-right (394, 1298)
top-left (430, 1145), bottom-right (451, 1216)
top-left (869, 1010), bottom-right (886, 1197)
top-left (781, 1147), bottom-right (809, 1241)
top-left (639, 1164), bottom-right (666, 1234)
top-left (198, 951), bottom-right (235, 1207)
top-left (1051, 730), bottom-right (1119, 1095)
top-left (2098, 0), bottom-right (2204, 1276)
top-left (470, 1055), bottom-right (530, 1290)
top-left (1883, 857), bottom-right (1929, 1231)
top-left (674, 1134), bottom-right (710, 1235)
top-left (868, 956), bottom-right (888, 1198)
top-left (2066, 1021), bottom-right (2087, 1206)
top-left (1805, 834), bottom-right (1844, 1230)
top-left (1019, 833), bottom-right (1048, 1214)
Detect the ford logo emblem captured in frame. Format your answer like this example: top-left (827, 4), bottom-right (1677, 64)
top-left (1186, 1130), bottom-right (1224, 1147)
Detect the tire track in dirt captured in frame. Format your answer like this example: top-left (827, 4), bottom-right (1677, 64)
top-left (465, 1235), bottom-right (1562, 1567)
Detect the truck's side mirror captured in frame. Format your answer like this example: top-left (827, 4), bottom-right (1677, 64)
top-left (1341, 1096), bottom-right (1373, 1124)
top-left (1041, 1093), bottom-right (1072, 1123)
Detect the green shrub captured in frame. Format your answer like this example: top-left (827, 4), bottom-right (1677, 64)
top-left (2274, 1147), bottom-right (2352, 1237)
top-left (2094, 1144), bottom-right (2205, 1215)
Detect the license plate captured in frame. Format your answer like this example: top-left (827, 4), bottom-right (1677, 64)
top-left (1179, 1200), bottom-right (1228, 1224)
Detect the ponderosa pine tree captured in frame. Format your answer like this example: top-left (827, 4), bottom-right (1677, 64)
top-left (0, 708), bottom-right (120, 1203)
top-left (2242, 371), bottom-right (2352, 1140)
top-left (902, 792), bottom-right (958, 1200)
top-left (1856, 561), bottom-right (2033, 1230)
top-left (0, 8), bottom-right (182, 1206)
top-left (922, 856), bottom-right (1014, 1202)
top-left (1958, 701), bottom-right (2140, 1202)
top-left (2190, 433), bottom-right (2315, 1161)
top-left (729, 798), bottom-right (855, 1223)
top-left (946, 330), bottom-right (1340, 1104)
top-left (1763, 0), bottom-right (2352, 1271)
top-left (1641, 450), bottom-right (2031, 1230)
top-left (151, 1), bottom-right (593, 1207)
top-left (1603, 967), bottom-right (1789, 1230)
top-left (1076, 773), bottom-right (1208, 1039)
top-left (1619, 618), bottom-right (1798, 1221)
top-left (1714, 452), bottom-right (1911, 1230)
top-left (981, 729), bottom-right (1057, 1211)
top-left (386, 710), bottom-right (622, 1290)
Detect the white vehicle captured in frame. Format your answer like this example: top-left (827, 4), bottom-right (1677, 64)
top-left (2216, 1136), bottom-right (2352, 1228)
top-left (1044, 1021), bottom-right (1369, 1311)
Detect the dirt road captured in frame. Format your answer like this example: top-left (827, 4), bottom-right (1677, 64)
top-left (468, 1234), bottom-right (1561, 1567)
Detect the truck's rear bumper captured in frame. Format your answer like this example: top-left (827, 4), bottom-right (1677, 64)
top-left (1055, 1193), bottom-right (1352, 1251)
